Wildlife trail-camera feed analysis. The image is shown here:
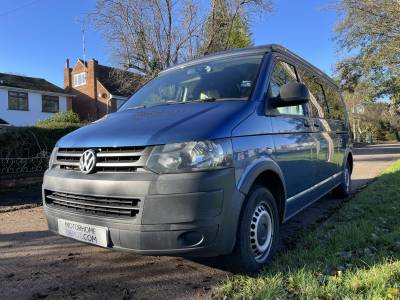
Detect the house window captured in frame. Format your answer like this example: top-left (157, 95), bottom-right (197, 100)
top-left (8, 91), bottom-right (28, 111)
top-left (73, 72), bottom-right (87, 87)
top-left (42, 95), bottom-right (59, 113)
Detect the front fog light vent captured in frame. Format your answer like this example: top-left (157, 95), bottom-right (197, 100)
top-left (178, 231), bottom-right (204, 247)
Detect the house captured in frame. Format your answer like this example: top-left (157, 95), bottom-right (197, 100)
top-left (64, 58), bottom-right (141, 121)
top-left (0, 73), bottom-right (71, 126)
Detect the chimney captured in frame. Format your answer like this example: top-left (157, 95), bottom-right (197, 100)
top-left (64, 58), bottom-right (72, 91)
top-left (87, 58), bottom-right (99, 118)
top-left (63, 59), bottom-right (73, 111)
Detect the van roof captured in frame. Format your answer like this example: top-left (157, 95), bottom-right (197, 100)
top-left (160, 44), bottom-right (339, 89)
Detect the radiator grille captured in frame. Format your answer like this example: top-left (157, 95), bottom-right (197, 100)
top-left (45, 190), bottom-right (141, 218)
top-left (55, 146), bottom-right (148, 173)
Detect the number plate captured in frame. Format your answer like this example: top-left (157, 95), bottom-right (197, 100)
top-left (58, 219), bottom-right (108, 247)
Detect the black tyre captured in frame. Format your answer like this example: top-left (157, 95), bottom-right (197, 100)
top-left (333, 161), bottom-right (351, 198)
top-left (226, 185), bottom-right (280, 273)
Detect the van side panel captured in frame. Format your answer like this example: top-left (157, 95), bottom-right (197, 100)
top-left (231, 110), bottom-right (275, 189)
top-left (271, 117), bottom-right (317, 218)
top-left (271, 117), bottom-right (317, 196)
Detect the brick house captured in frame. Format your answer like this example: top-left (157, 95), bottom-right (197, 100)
top-left (64, 58), bottom-right (141, 121)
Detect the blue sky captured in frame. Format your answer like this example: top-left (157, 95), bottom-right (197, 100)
top-left (0, 0), bottom-right (340, 87)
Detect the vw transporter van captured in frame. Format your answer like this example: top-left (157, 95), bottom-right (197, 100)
top-left (43, 45), bottom-right (353, 272)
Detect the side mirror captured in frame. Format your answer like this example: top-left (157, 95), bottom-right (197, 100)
top-left (270, 82), bottom-right (310, 108)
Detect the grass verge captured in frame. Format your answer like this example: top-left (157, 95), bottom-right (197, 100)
top-left (214, 160), bottom-right (400, 299)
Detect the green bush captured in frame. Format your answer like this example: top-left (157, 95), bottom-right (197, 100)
top-left (0, 111), bottom-right (86, 158)
top-left (0, 126), bottom-right (82, 158)
top-left (374, 121), bottom-right (398, 142)
top-left (36, 111), bottom-right (84, 128)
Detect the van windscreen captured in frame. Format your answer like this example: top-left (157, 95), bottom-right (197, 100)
top-left (120, 55), bottom-right (264, 110)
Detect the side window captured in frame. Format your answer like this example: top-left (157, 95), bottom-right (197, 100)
top-left (42, 95), bottom-right (59, 113)
top-left (324, 84), bottom-right (345, 120)
top-left (298, 67), bottom-right (330, 119)
top-left (269, 61), bottom-right (304, 116)
top-left (8, 91), bottom-right (29, 111)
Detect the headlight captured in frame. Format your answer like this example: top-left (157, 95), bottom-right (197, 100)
top-left (48, 147), bottom-right (58, 169)
top-left (146, 139), bottom-right (232, 173)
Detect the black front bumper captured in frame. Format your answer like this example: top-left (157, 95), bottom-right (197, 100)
top-left (43, 168), bottom-right (244, 256)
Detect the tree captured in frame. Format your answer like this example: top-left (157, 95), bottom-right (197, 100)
top-left (384, 103), bottom-right (400, 140)
top-left (333, 0), bottom-right (400, 103)
top-left (208, 0), bottom-right (273, 53)
top-left (92, 0), bottom-right (272, 80)
top-left (202, 0), bottom-right (270, 54)
top-left (202, 0), bottom-right (230, 54)
top-left (342, 90), bottom-right (400, 142)
top-left (92, 0), bottom-right (204, 80)
top-left (227, 16), bottom-right (253, 50)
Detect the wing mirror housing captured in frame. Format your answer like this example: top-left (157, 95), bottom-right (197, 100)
top-left (270, 82), bottom-right (310, 108)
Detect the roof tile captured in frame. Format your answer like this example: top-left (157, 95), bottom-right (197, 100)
top-left (0, 73), bottom-right (67, 94)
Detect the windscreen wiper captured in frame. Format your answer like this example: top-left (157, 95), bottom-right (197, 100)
top-left (127, 98), bottom-right (233, 110)
top-left (125, 105), bottom-right (146, 110)
top-left (196, 97), bottom-right (217, 102)
top-left (169, 98), bottom-right (217, 104)
top-left (151, 98), bottom-right (218, 107)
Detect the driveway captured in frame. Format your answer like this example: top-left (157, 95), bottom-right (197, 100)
top-left (1, 143), bottom-right (399, 300)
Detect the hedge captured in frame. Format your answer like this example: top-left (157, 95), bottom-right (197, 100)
top-left (0, 112), bottom-right (85, 158)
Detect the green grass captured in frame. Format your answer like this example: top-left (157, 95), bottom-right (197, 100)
top-left (214, 160), bottom-right (400, 300)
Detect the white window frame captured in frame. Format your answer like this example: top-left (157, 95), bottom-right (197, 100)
top-left (73, 72), bottom-right (87, 87)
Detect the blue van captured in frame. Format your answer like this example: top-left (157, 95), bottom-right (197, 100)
top-left (43, 45), bottom-right (352, 272)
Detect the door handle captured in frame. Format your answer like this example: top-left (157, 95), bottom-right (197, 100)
top-left (303, 120), bottom-right (311, 127)
top-left (314, 122), bottom-right (320, 128)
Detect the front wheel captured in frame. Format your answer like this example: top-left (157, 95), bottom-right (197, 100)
top-left (226, 185), bottom-right (280, 273)
top-left (333, 161), bottom-right (351, 198)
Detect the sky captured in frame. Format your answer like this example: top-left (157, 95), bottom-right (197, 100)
top-left (0, 0), bottom-right (341, 87)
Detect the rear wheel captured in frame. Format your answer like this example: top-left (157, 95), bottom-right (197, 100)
top-left (333, 161), bottom-right (351, 198)
top-left (226, 185), bottom-right (280, 273)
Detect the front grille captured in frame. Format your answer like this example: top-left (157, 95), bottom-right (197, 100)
top-left (45, 190), bottom-right (141, 218)
top-left (55, 146), bottom-right (149, 173)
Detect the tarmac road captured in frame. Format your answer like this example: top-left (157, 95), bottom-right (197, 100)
top-left (1, 143), bottom-right (399, 300)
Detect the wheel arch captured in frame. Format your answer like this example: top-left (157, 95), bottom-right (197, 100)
top-left (237, 159), bottom-right (287, 222)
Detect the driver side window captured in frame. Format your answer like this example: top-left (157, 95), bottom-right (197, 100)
top-left (269, 61), bottom-right (305, 116)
